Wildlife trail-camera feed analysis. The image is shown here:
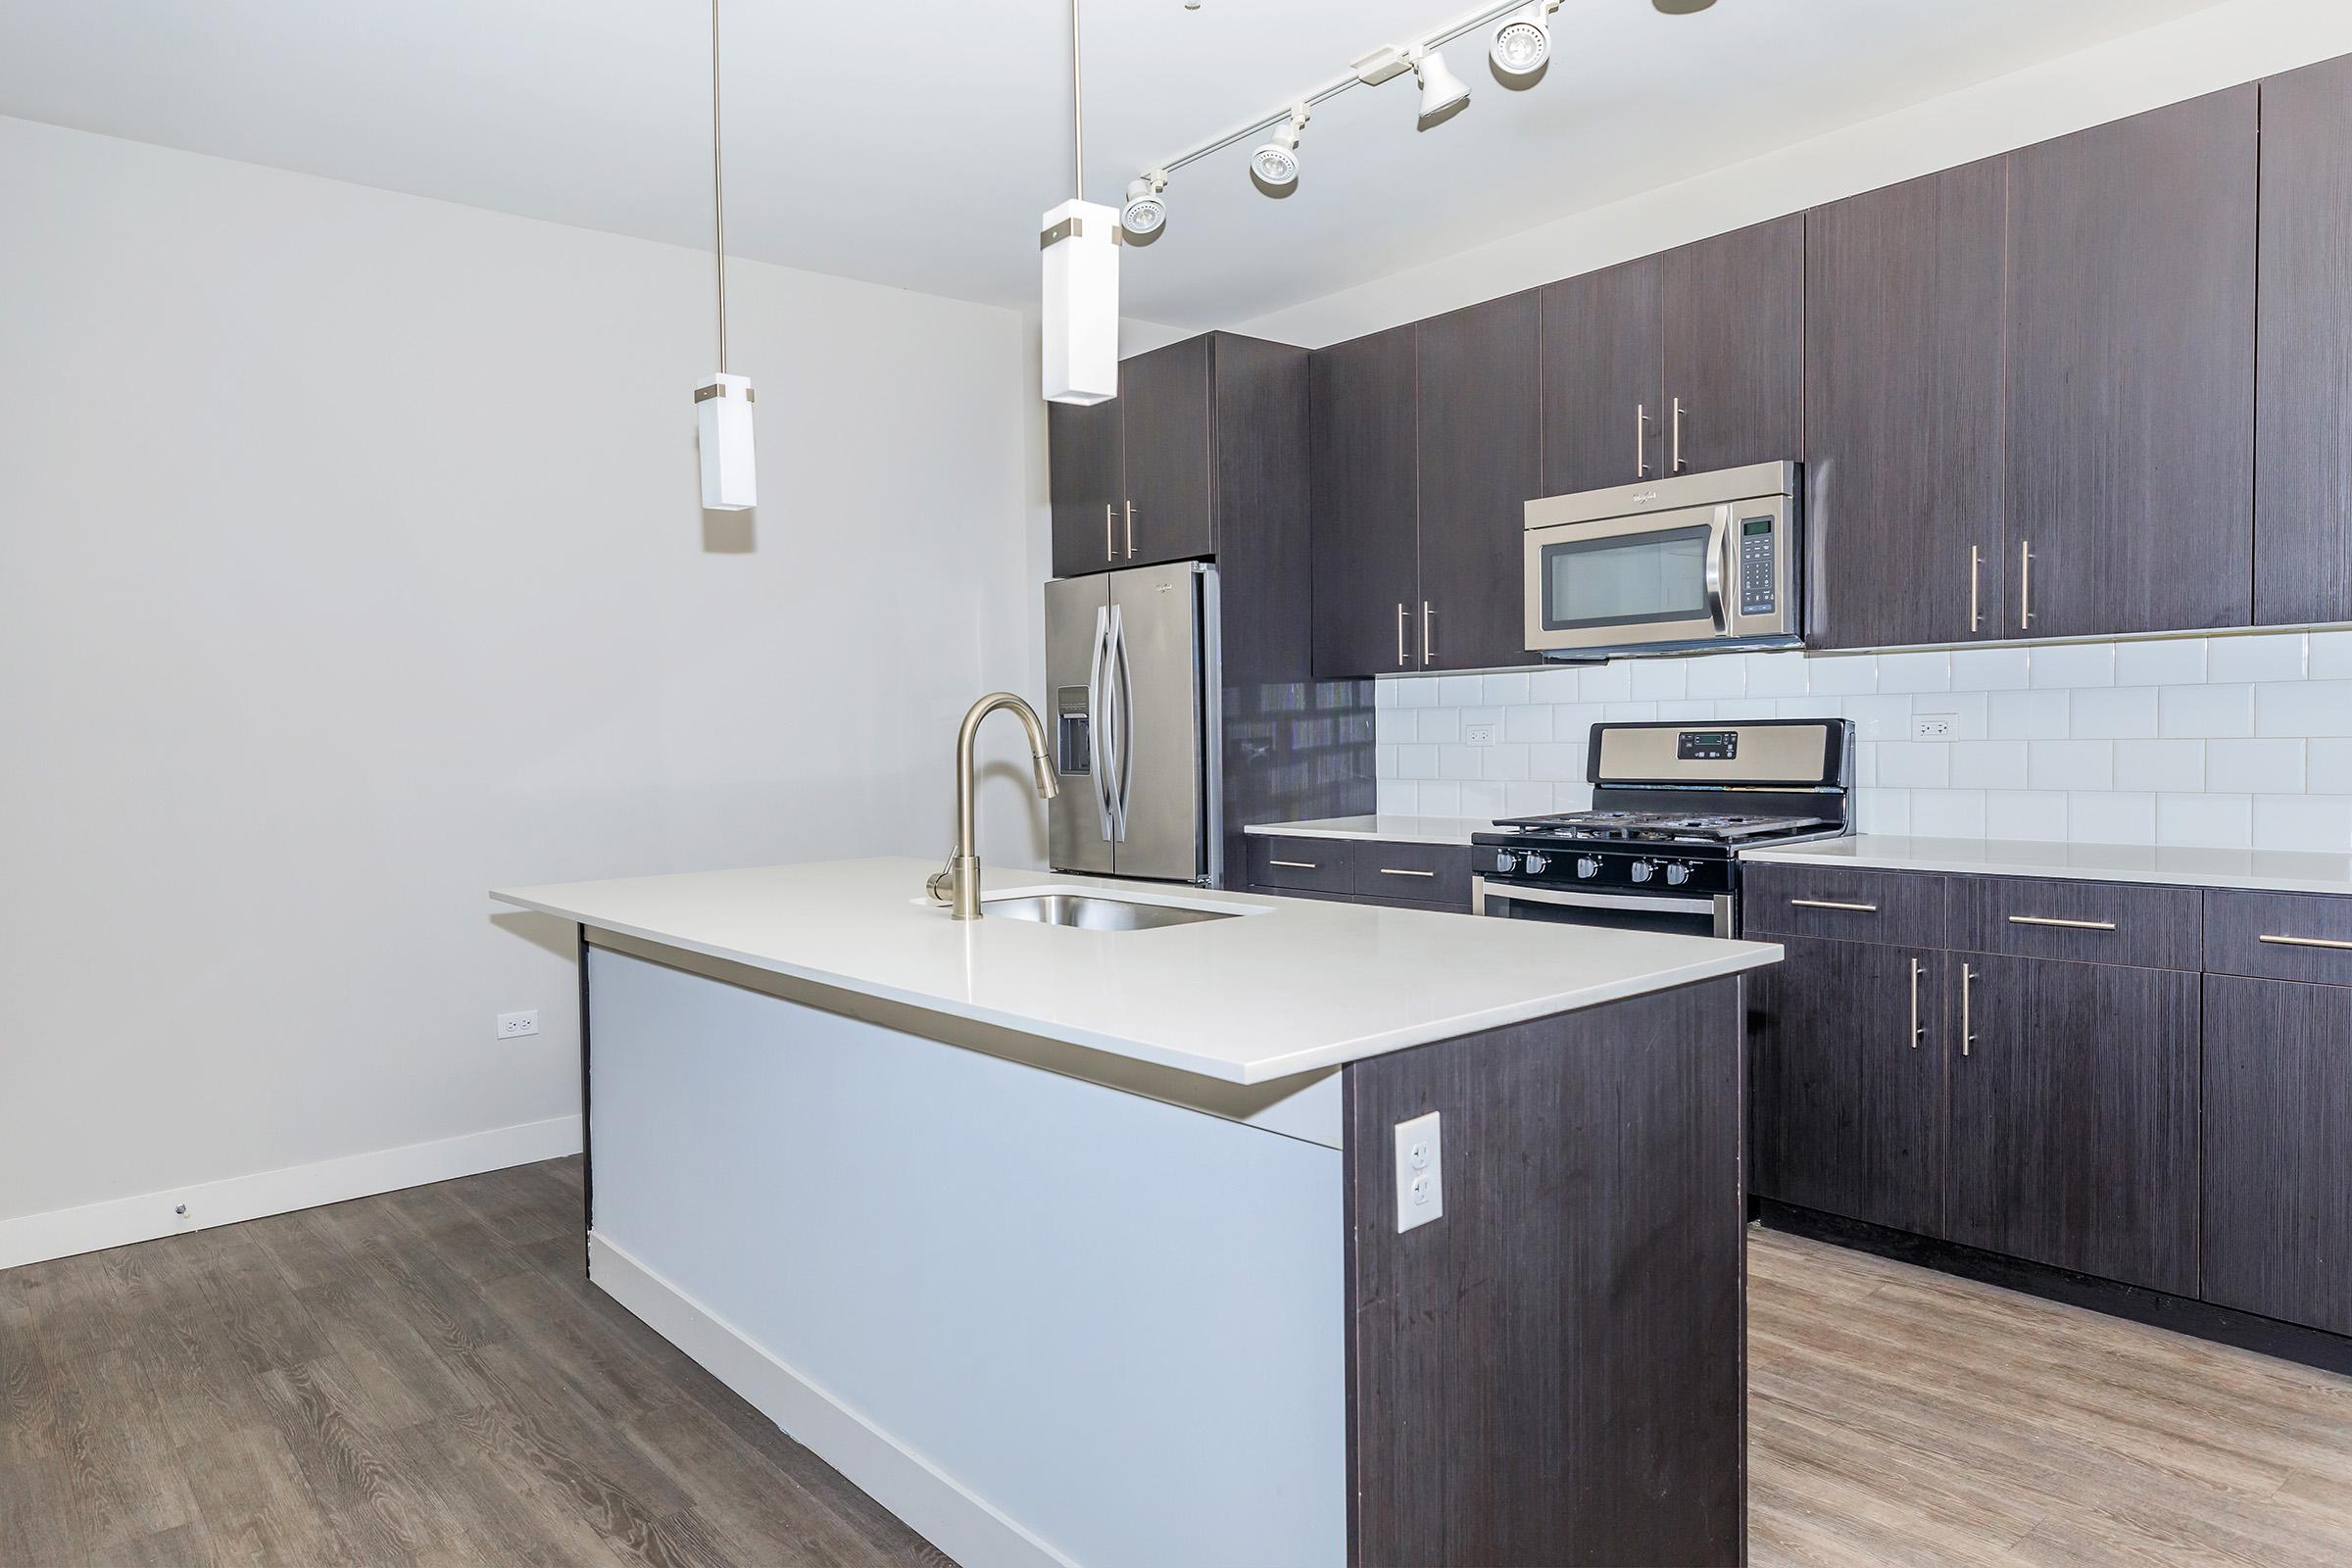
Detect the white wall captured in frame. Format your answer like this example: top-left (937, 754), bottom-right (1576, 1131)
top-left (0, 116), bottom-right (1048, 1253)
top-left (1235, 0), bottom-right (2352, 347)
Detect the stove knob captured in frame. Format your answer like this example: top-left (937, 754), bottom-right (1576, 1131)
top-left (1629, 859), bottom-right (1656, 884)
top-left (1523, 852), bottom-right (1549, 876)
top-left (1665, 862), bottom-right (1693, 888)
top-left (1575, 857), bottom-right (1601, 879)
top-left (1494, 852), bottom-right (1519, 874)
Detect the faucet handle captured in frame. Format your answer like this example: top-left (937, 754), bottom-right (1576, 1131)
top-left (925, 858), bottom-right (956, 906)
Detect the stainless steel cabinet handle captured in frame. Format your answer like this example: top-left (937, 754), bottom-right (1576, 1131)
top-left (2260, 933), bottom-right (2352, 951)
top-left (1378, 867), bottom-right (1437, 878)
top-left (2020, 540), bottom-right (2034, 628)
top-left (1908, 958), bottom-right (1925, 1050)
top-left (1635, 404), bottom-right (1649, 478)
top-left (1124, 500), bottom-right (1137, 559)
top-left (1670, 397), bottom-right (1687, 473)
top-left (1960, 963), bottom-right (1977, 1056)
top-left (2007, 914), bottom-right (2116, 931)
top-left (1267, 858), bottom-right (1318, 869)
top-left (1104, 503), bottom-right (1115, 563)
top-left (1396, 602), bottom-right (1407, 667)
top-left (1969, 545), bottom-right (1983, 632)
top-left (1421, 601), bottom-right (1434, 666)
top-left (1790, 898), bottom-right (1879, 912)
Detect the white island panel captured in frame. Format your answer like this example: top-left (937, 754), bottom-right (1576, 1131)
top-left (585, 946), bottom-right (1347, 1568)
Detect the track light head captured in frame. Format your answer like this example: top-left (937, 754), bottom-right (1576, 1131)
top-left (1412, 47), bottom-right (1471, 123)
top-left (1250, 105), bottom-right (1309, 190)
top-left (1491, 5), bottom-right (1553, 78)
top-left (1121, 171), bottom-right (1169, 236)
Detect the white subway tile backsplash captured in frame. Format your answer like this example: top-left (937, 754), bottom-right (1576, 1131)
top-left (1877, 651), bottom-right (1953, 693)
top-left (1460, 706), bottom-right (1503, 735)
top-left (2029, 740), bottom-right (2114, 792)
top-left (1377, 778), bottom-right (1416, 813)
top-left (1503, 781), bottom-right (1556, 816)
top-left (1857, 789), bottom-right (1911, 834)
top-left (1530, 742), bottom-right (1584, 781)
top-left (1440, 744), bottom-right (1482, 780)
top-left (1418, 708), bottom-right (1461, 745)
top-left (2113, 739), bottom-right (2206, 793)
top-left (1374, 677), bottom-right (1400, 710)
top-left (2254, 794), bottom-right (2352, 852)
top-left (1987, 689), bottom-right (2071, 740)
top-left (1775, 696), bottom-right (1842, 718)
top-left (1985, 790), bottom-right (2070, 841)
top-left (1577, 663), bottom-right (1634, 702)
top-left (1376, 706), bottom-right (1411, 748)
top-left (1950, 647), bottom-right (2033, 691)
top-left (1602, 702), bottom-right (1660, 721)
top-left (1713, 698), bottom-right (1784, 720)
top-left (1628, 660), bottom-right (1688, 700)
top-left (2311, 739), bottom-right (2352, 794)
top-left (2030, 643), bottom-right (2116, 688)
top-left (2115, 637), bottom-right (2207, 687)
top-left (1397, 744), bottom-right (1439, 780)
top-left (1395, 675), bottom-right (1437, 709)
top-left (2073, 791), bottom-right (2156, 845)
top-left (1503, 705), bottom-right (1553, 743)
top-left (1912, 789), bottom-right (1987, 836)
top-left (1950, 741), bottom-right (2030, 790)
top-left (1375, 744), bottom-right (1397, 777)
top-left (1481, 743), bottom-right (1531, 781)
top-left (1655, 700), bottom-right (1721, 721)
top-left (1528, 666), bottom-right (1583, 702)
top-left (1482, 671), bottom-right (1530, 706)
top-left (1459, 781), bottom-right (1508, 819)
top-left (2158, 793), bottom-right (2252, 849)
top-left (2206, 738), bottom-right (2305, 795)
top-left (1878, 743), bottom-right (1951, 788)
top-left (1745, 651), bottom-right (1810, 697)
top-left (1808, 655), bottom-right (1879, 695)
top-left (1851, 744), bottom-right (1880, 787)
top-left (2069, 686), bottom-right (2160, 739)
top-left (2256, 680), bottom-right (2352, 738)
top-left (1416, 781), bottom-right (1463, 816)
top-left (2159, 683), bottom-right (2255, 738)
top-left (1686, 657), bottom-right (1748, 698)
top-left (1842, 694), bottom-right (1914, 742)
top-left (2312, 631), bottom-right (2352, 681)
top-left (1437, 674), bottom-right (1484, 706)
top-left (2207, 631), bottom-right (2308, 684)
top-left (1926, 691), bottom-right (1990, 740)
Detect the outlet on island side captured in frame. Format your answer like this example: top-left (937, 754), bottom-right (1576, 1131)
top-left (1394, 1110), bottom-right (1444, 1233)
top-left (497, 1009), bottom-right (540, 1040)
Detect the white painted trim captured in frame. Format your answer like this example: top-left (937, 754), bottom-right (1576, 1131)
top-left (588, 1231), bottom-right (1076, 1568)
top-left (0, 1114), bottom-right (582, 1272)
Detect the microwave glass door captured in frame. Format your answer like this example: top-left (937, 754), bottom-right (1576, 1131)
top-left (1526, 504), bottom-right (1725, 651)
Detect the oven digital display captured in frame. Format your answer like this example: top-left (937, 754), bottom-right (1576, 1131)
top-left (1677, 730), bottom-right (1738, 760)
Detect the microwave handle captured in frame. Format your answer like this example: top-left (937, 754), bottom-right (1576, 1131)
top-left (1703, 505), bottom-right (1730, 631)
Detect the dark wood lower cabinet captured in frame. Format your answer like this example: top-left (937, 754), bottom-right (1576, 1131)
top-left (1943, 953), bottom-right (2200, 1297)
top-left (2202, 975), bottom-right (2352, 1336)
top-left (1747, 938), bottom-right (1945, 1237)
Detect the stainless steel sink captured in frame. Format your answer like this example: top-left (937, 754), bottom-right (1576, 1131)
top-left (981, 892), bottom-right (1241, 931)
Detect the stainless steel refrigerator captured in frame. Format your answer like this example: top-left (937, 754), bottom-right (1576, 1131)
top-left (1043, 561), bottom-right (1221, 885)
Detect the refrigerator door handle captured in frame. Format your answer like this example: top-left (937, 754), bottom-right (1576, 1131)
top-left (1108, 603), bottom-right (1135, 841)
top-left (1087, 606), bottom-right (1116, 841)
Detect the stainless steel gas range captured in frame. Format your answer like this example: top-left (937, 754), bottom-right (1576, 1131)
top-left (1471, 718), bottom-right (1856, 938)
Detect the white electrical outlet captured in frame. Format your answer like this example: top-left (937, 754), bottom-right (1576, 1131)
top-left (1463, 722), bottom-right (1498, 747)
top-left (497, 1009), bottom-right (540, 1040)
top-left (1394, 1110), bottom-right (1444, 1233)
top-left (1912, 713), bottom-right (1956, 740)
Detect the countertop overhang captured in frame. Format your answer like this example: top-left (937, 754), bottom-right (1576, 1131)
top-left (491, 858), bottom-right (1780, 1086)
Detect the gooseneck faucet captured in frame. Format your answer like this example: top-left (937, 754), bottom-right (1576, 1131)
top-left (929, 693), bottom-right (1059, 920)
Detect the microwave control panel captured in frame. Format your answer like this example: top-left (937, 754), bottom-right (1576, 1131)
top-left (1738, 516), bottom-right (1778, 616)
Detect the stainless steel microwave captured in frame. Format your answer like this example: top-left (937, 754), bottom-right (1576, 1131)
top-left (1523, 461), bottom-right (1801, 658)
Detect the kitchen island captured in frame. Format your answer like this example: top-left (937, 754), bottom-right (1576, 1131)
top-left (491, 858), bottom-right (1780, 1568)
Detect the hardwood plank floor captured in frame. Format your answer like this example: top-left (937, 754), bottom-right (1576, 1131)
top-left (4, 1161), bottom-right (2348, 1566)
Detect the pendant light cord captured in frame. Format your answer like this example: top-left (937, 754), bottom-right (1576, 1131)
top-left (1069, 0), bottom-right (1084, 199)
top-left (710, 0), bottom-right (729, 374)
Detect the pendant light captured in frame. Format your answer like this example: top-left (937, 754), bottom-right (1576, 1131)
top-left (695, 0), bottom-right (756, 510)
top-left (1040, 0), bottom-right (1118, 406)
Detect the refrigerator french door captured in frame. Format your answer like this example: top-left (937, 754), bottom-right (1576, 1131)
top-left (1043, 561), bottom-right (1220, 885)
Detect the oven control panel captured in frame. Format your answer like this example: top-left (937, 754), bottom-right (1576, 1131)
top-left (1480, 845), bottom-right (1735, 899)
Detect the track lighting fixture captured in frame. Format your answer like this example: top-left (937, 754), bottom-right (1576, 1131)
top-left (1411, 46), bottom-right (1471, 122)
top-left (1120, 170), bottom-right (1170, 236)
top-left (1250, 106), bottom-right (1309, 190)
top-left (1491, 2), bottom-right (1557, 78)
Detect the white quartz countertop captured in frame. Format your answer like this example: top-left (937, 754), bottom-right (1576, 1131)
top-left (1742, 835), bottom-right (2352, 897)
top-left (1245, 814), bottom-right (1492, 847)
top-left (491, 858), bottom-right (1779, 1086)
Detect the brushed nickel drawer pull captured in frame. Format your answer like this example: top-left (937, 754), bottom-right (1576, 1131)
top-left (1961, 963), bottom-right (1978, 1056)
top-left (1105, 503), bottom-right (1115, 562)
top-left (1968, 545), bottom-right (1983, 632)
top-left (1267, 858), bottom-right (1318, 870)
top-left (1379, 867), bottom-right (1437, 878)
top-left (1396, 602), bottom-right (1407, 667)
top-left (2260, 933), bottom-right (2352, 951)
top-left (1790, 898), bottom-right (1878, 913)
top-left (1908, 958), bottom-right (1924, 1051)
top-left (2007, 914), bottom-right (2116, 931)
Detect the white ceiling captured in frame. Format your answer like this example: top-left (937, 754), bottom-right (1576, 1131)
top-left (0, 0), bottom-right (2228, 328)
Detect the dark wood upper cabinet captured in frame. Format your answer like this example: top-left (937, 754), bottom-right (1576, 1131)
top-left (1048, 392), bottom-right (1124, 579)
top-left (1415, 290), bottom-right (1543, 672)
top-left (2255, 54), bottom-right (2352, 626)
top-left (2003, 85), bottom-right (2258, 639)
top-left (1119, 335), bottom-right (1215, 568)
top-left (1944, 953), bottom-right (2201, 1296)
top-left (2203, 974), bottom-right (2352, 1337)
top-left (1309, 325), bottom-right (1420, 678)
top-left (1804, 159), bottom-right (2009, 650)
top-left (1660, 215), bottom-right (1806, 476)
top-left (1747, 937), bottom-right (1946, 1238)
top-left (1539, 256), bottom-right (1663, 492)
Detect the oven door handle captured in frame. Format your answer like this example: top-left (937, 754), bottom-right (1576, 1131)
top-left (1480, 881), bottom-right (1717, 917)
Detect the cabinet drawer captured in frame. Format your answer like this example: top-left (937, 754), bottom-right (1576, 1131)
top-left (1351, 842), bottom-right (1472, 908)
top-left (2205, 890), bottom-right (2352, 985)
top-left (1741, 863), bottom-right (1943, 948)
top-left (1245, 835), bottom-right (1354, 894)
top-left (1946, 876), bottom-right (2201, 970)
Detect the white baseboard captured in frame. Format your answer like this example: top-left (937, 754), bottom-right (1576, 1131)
top-left (588, 1231), bottom-right (1075, 1568)
top-left (0, 1113), bottom-right (583, 1272)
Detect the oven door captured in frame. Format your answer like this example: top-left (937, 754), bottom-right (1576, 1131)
top-left (1473, 876), bottom-right (1735, 938)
